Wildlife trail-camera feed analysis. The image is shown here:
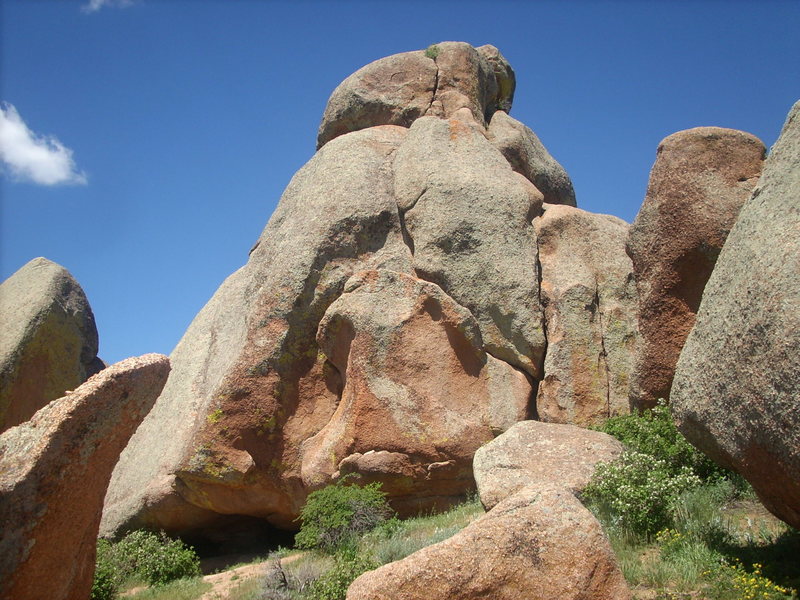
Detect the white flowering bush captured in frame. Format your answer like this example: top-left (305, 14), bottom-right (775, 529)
top-left (583, 450), bottom-right (701, 537)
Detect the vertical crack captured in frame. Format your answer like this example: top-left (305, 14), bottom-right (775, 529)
top-left (593, 279), bottom-right (612, 418)
top-left (424, 56), bottom-right (440, 116)
top-left (533, 230), bottom-right (547, 420)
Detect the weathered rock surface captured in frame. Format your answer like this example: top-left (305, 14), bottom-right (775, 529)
top-left (0, 257), bottom-right (103, 433)
top-left (104, 43), bottom-right (574, 539)
top-left (627, 127), bottom-right (765, 409)
top-left (304, 269), bottom-right (532, 515)
top-left (103, 126), bottom-right (414, 535)
top-left (671, 101), bottom-right (800, 529)
top-left (488, 111), bottom-right (576, 206)
top-left (0, 354), bottom-right (169, 600)
top-left (534, 204), bottom-right (638, 425)
top-left (346, 486), bottom-right (631, 600)
top-left (473, 420), bottom-right (623, 510)
top-left (317, 42), bottom-right (514, 149)
top-left (395, 114), bottom-right (546, 378)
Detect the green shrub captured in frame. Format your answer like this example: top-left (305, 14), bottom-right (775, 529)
top-left (424, 44), bottom-right (440, 59)
top-left (583, 450), bottom-right (702, 537)
top-left (91, 530), bottom-right (201, 594)
top-left (295, 478), bottom-right (394, 553)
top-left (91, 539), bottom-right (118, 600)
top-left (306, 547), bottom-right (376, 600)
top-left (596, 400), bottom-right (727, 482)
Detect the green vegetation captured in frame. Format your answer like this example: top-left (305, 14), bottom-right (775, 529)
top-left (260, 492), bottom-right (483, 600)
top-left (424, 44), bottom-right (440, 59)
top-left (90, 530), bottom-right (202, 600)
top-left (584, 401), bottom-right (799, 599)
top-left (125, 577), bottom-right (211, 600)
top-left (295, 477), bottom-right (394, 553)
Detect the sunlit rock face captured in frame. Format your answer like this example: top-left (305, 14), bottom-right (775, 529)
top-left (103, 42), bottom-right (638, 540)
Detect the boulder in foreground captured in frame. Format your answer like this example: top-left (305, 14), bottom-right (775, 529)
top-left (0, 353), bottom-right (170, 600)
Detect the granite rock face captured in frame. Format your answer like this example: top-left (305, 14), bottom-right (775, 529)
top-left (0, 354), bottom-right (169, 600)
top-left (305, 269), bottom-right (532, 515)
top-left (346, 486), bottom-right (631, 600)
top-left (0, 257), bottom-right (103, 432)
top-left (317, 42), bottom-right (515, 149)
top-left (394, 114), bottom-right (546, 378)
top-left (488, 111), bottom-right (576, 206)
top-left (671, 101), bottom-right (800, 529)
top-left (626, 127), bottom-right (765, 409)
top-left (473, 420), bottom-right (623, 510)
top-left (104, 43), bottom-right (594, 539)
top-left (534, 204), bottom-right (638, 425)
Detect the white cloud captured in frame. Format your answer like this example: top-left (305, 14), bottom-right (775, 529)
top-left (0, 103), bottom-right (87, 186)
top-left (81, 0), bottom-right (136, 14)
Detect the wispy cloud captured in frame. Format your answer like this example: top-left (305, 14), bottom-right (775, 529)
top-left (0, 103), bottom-right (87, 186)
top-left (81, 0), bottom-right (136, 14)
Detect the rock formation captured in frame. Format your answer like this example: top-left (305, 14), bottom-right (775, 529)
top-left (103, 42), bottom-right (636, 541)
top-left (626, 128), bottom-right (765, 409)
top-left (671, 100), bottom-right (800, 529)
top-left (534, 204), bottom-right (638, 425)
top-left (346, 486), bottom-right (631, 600)
top-left (0, 257), bottom-right (103, 432)
top-left (0, 354), bottom-right (169, 600)
top-left (473, 420), bottom-right (623, 510)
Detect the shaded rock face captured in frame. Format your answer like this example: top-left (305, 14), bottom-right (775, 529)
top-left (534, 204), bottom-right (637, 425)
top-left (473, 420), bottom-right (623, 511)
top-left (104, 42), bottom-right (588, 539)
top-left (0, 354), bottom-right (169, 600)
top-left (305, 269), bottom-right (532, 515)
top-left (0, 257), bottom-right (103, 433)
top-left (346, 486), bottom-right (631, 600)
top-left (671, 101), bottom-right (800, 529)
top-left (627, 127), bottom-right (765, 410)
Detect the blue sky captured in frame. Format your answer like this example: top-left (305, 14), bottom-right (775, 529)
top-left (2, 0), bottom-right (798, 365)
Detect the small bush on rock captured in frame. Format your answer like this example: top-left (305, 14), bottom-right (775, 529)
top-left (295, 478), bottom-right (394, 553)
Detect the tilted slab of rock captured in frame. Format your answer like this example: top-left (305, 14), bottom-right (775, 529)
top-left (0, 257), bottom-right (103, 432)
top-left (671, 101), bottom-right (800, 529)
top-left (304, 269), bottom-right (532, 515)
top-left (346, 486), bottom-right (631, 600)
top-left (0, 354), bottom-right (169, 600)
top-left (626, 127), bottom-right (765, 409)
top-left (488, 110), bottom-right (576, 206)
top-left (473, 420), bottom-right (622, 510)
top-left (394, 114), bottom-right (546, 378)
top-left (103, 126), bottom-right (416, 535)
top-left (317, 42), bottom-right (514, 149)
top-left (534, 204), bottom-right (638, 425)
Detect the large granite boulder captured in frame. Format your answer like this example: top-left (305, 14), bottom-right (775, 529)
top-left (346, 486), bottom-right (631, 600)
top-left (626, 127), bottom-right (765, 409)
top-left (0, 257), bottom-right (103, 432)
top-left (487, 111), bottom-right (576, 206)
top-left (103, 43), bottom-right (571, 539)
top-left (103, 125), bottom-right (415, 534)
top-left (0, 354), bottom-right (169, 600)
top-left (473, 420), bottom-right (623, 510)
top-left (671, 101), bottom-right (800, 529)
top-left (304, 269), bottom-right (532, 515)
top-left (317, 42), bottom-right (514, 149)
top-left (534, 204), bottom-right (638, 424)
